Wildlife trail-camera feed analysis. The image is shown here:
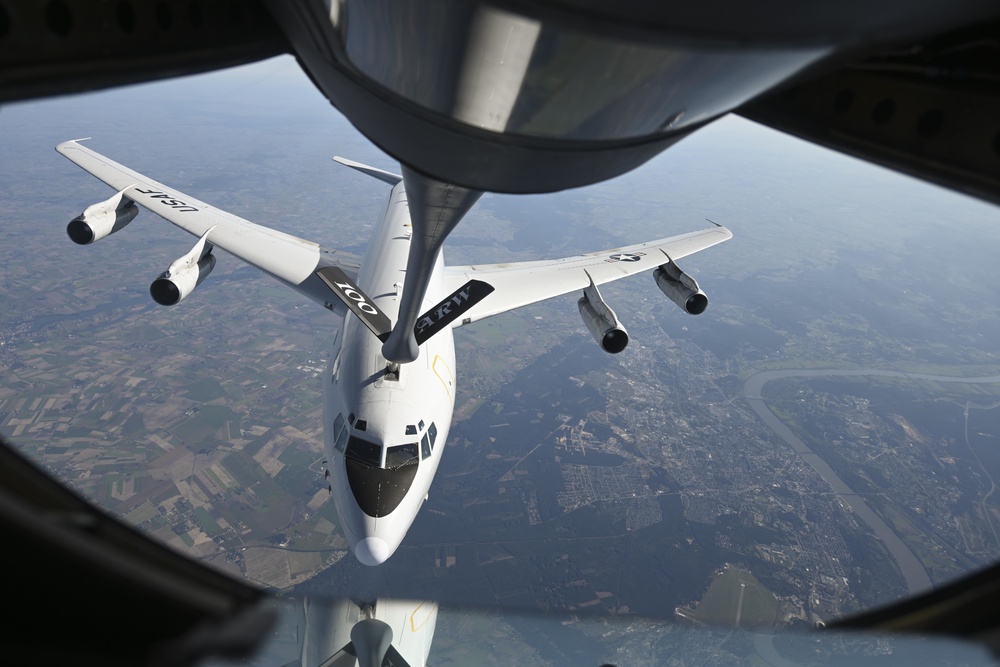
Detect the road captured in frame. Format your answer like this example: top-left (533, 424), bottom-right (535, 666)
top-left (744, 369), bottom-right (1000, 595)
top-left (734, 582), bottom-right (746, 628)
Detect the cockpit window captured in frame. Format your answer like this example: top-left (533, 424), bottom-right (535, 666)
top-left (421, 434), bottom-right (431, 460)
top-left (354, 419), bottom-right (368, 432)
top-left (428, 422), bottom-right (438, 447)
top-left (333, 413), bottom-right (349, 453)
top-left (386, 443), bottom-right (419, 469)
top-left (405, 424), bottom-right (417, 435)
top-left (345, 436), bottom-right (381, 467)
top-left (418, 419), bottom-right (425, 430)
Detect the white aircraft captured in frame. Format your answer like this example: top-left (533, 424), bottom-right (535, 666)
top-left (293, 597), bottom-right (437, 667)
top-left (57, 140), bottom-right (731, 566)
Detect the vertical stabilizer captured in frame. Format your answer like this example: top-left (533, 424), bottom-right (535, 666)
top-left (332, 157), bottom-right (402, 186)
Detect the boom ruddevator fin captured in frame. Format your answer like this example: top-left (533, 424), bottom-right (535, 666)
top-left (318, 266), bottom-right (494, 349)
top-left (316, 266), bottom-right (392, 342)
top-left (414, 279), bottom-right (494, 346)
top-left (332, 157), bottom-right (402, 186)
top-left (316, 642), bottom-right (360, 667)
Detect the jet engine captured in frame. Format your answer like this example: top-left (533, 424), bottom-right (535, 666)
top-left (66, 187), bottom-right (138, 245)
top-left (654, 258), bottom-right (708, 315)
top-left (150, 229), bottom-right (216, 306)
top-left (578, 281), bottom-right (629, 354)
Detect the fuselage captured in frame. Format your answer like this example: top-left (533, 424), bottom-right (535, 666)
top-left (324, 183), bottom-right (456, 565)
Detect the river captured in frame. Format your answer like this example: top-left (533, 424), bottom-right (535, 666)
top-left (744, 369), bottom-right (1000, 595)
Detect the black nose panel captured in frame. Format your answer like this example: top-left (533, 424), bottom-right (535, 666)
top-left (345, 459), bottom-right (418, 517)
top-left (344, 436), bottom-right (420, 518)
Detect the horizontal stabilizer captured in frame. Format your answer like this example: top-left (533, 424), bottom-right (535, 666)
top-left (332, 157), bottom-right (402, 186)
top-left (414, 280), bottom-right (494, 346)
top-left (316, 267), bottom-right (392, 342)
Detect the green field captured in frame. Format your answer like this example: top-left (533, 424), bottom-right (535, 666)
top-left (183, 377), bottom-right (225, 402)
top-left (124, 500), bottom-right (160, 525)
top-left (278, 445), bottom-right (317, 469)
top-left (688, 566), bottom-right (779, 628)
top-left (131, 325), bottom-right (167, 342)
top-left (203, 466), bottom-right (227, 491)
top-left (197, 404), bottom-right (238, 429)
top-left (457, 397), bottom-right (487, 419)
top-left (222, 451), bottom-right (269, 486)
top-left (170, 416), bottom-right (217, 444)
top-left (195, 506), bottom-right (222, 534)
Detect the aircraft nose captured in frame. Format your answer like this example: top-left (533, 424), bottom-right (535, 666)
top-left (355, 537), bottom-right (392, 566)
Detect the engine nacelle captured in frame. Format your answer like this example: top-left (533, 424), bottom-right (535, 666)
top-left (150, 228), bottom-right (218, 306)
top-left (67, 188), bottom-right (138, 245)
top-left (654, 261), bottom-right (708, 315)
top-left (150, 253), bottom-right (216, 306)
top-left (578, 285), bottom-right (629, 354)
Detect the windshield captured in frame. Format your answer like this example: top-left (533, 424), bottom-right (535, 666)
top-left (385, 443), bottom-right (419, 469)
top-left (345, 436), bottom-right (382, 467)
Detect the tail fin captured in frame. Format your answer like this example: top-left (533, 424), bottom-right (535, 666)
top-left (332, 157), bottom-right (402, 186)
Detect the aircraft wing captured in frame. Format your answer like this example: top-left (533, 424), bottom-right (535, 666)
top-left (442, 226), bottom-right (732, 325)
top-left (56, 140), bottom-right (360, 307)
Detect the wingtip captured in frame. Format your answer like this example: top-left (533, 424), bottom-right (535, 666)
top-left (55, 137), bottom-right (91, 153)
top-left (705, 218), bottom-right (733, 238)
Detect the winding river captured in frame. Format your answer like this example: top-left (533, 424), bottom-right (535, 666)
top-left (744, 369), bottom-right (1000, 595)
